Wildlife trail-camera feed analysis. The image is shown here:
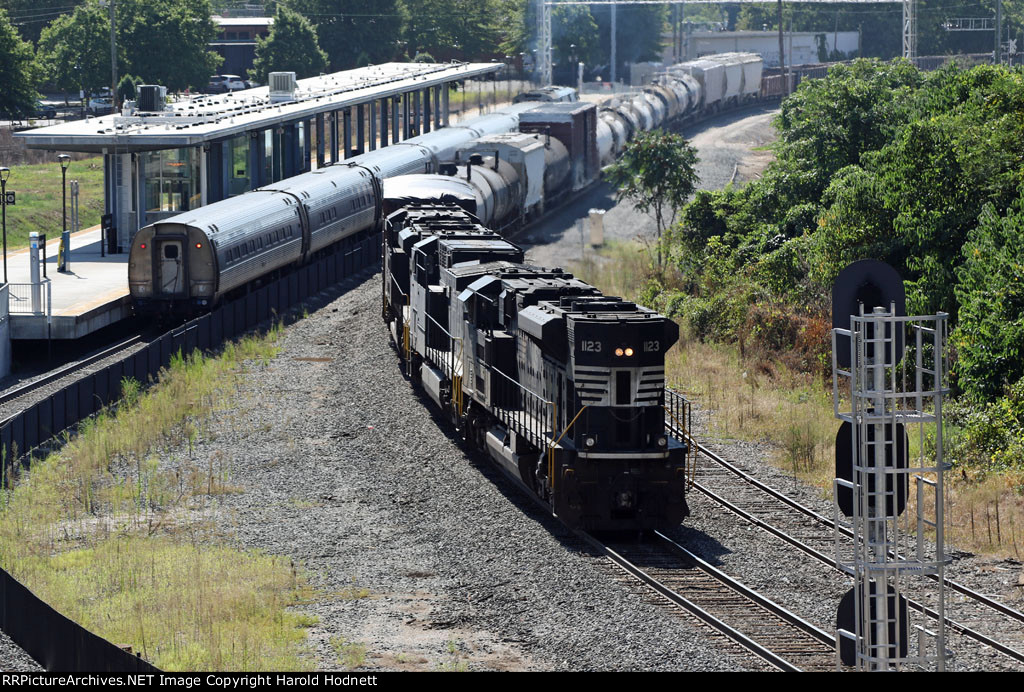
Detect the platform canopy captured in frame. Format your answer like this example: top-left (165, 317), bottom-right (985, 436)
top-left (16, 62), bottom-right (501, 154)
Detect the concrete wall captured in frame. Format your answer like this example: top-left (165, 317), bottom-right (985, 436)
top-left (0, 285), bottom-right (11, 380)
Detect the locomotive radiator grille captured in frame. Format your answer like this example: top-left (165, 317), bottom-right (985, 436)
top-left (574, 366), bottom-right (664, 406)
top-left (574, 366), bottom-right (610, 405)
top-left (635, 367), bottom-right (665, 406)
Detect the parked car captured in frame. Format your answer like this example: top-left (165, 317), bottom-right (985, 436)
top-left (86, 97), bottom-right (114, 115)
top-left (206, 75), bottom-right (247, 93)
top-left (33, 102), bottom-right (57, 119)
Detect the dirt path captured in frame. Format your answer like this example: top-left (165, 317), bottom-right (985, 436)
top-left (520, 105), bottom-right (779, 270)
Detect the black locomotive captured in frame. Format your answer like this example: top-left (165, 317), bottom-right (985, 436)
top-left (383, 204), bottom-right (692, 530)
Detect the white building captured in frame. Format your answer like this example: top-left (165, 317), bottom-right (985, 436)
top-left (665, 30), bottom-right (861, 68)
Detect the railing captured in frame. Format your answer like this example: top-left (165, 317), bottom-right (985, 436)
top-left (7, 280), bottom-right (51, 317)
top-left (423, 312), bottom-right (460, 384)
top-left (665, 387), bottom-right (698, 487)
top-left (490, 366), bottom-right (555, 450)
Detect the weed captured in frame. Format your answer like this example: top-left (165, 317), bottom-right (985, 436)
top-left (331, 637), bottom-right (367, 669)
top-left (0, 327), bottom-right (311, 670)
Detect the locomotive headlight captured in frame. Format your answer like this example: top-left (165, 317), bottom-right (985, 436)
top-left (657, 436), bottom-right (668, 448)
top-left (615, 348), bottom-right (624, 357)
top-left (624, 347), bottom-right (634, 357)
top-left (585, 437), bottom-right (596, 448)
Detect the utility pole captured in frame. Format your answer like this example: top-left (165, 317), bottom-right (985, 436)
top-left (611, 2), bottom-right (617, 84)
top-left (777, 0), bottom-right (786, 93)
top-left (995, 0), bottom-right (1003, 63)
top-left (110, 0), bottom-right (117, 103)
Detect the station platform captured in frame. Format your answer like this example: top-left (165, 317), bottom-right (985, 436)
top-left (6, 227), bottom-right (131, 340)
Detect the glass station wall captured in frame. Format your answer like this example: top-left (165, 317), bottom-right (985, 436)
top-left (143, 148), bottom-right (200, 218)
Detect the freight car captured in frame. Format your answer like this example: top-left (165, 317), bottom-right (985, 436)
top-left (382, 204), bottom-right (692, 530)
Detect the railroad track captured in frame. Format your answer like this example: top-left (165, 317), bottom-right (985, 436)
top-left (0, 331), bottom-right (150, 424)
top-left (584, 529), bottom-right (839, 671)
top-left (468, 426), bottom-right (840, 670)
top-left (678, 427), bottom-right (1024, 667)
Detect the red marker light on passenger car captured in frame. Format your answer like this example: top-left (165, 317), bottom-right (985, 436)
top-left (195, 243), bottom-right (203, 249)
top-left (140, 243), bottom-right (146, 249)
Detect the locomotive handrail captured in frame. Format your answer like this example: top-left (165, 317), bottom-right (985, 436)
top-left (389, 274), bottom-right (408, 301)
top-left (546, 404), bottom-right (588, 495)
top-left (490, 366), bottom-right (555, 448)
top-left (664, 388), bottom-right (698, 487)
top-left (423, 312), bottom-right (458, 382)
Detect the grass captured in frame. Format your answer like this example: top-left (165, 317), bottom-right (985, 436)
top-left (331, 636), bottom-right (368, 669)
top-left (0, 324), bottom-right (339, 670)
top-left (1, 155), bottom-right (105, 251)
top-left (574, 239), bottom-right (1024, 560)
top-left (434, 638), bottom-right (469, 672)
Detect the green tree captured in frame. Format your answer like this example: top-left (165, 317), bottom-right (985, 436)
top-left (284, 0), bottom-right (402, 69)
top-left (116, 0), bottom-right (221, 92)
top-left (401, 0), bottom-right (504, 62)
top-left (954, 201), bottom-right (1024, 401)
top-left (593, 3), bottom-right (667, 74)
top-left (117, 73), bottom-right (143, 102)
top-left (0, 8), bottom-right (39, 120)
top-left (773, 59), bottom-right (921, 204)
top-left (552, 5), bottom-right (600, 70)
top-left (4, 0), bottom-right (85, 45)
top-left (251, 6), bottom-right (328, 82)
top-left (605, 129), bottom-right (700, 269)
top-left (35, 1), bottom-right (111, 101)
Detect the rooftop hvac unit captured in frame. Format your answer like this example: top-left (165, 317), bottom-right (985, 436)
top-left (269, 72), bottom-right (297, 103)
top-left (137, 85), bottom-right (167, 112)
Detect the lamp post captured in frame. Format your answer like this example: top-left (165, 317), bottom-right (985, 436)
top-left (58, 154), bottom-right (70, 273)
top-left (505, 55), bottom-right (513, 102)
top-left (0, 166), bottom-right (9, 284)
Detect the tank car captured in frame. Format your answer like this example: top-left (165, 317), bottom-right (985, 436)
top-left (595, 116), bottom-right (615, 167)
top-left (383, 204), bottom-right (691, 530)
top-left (599, 108), bottom-right (630, 158)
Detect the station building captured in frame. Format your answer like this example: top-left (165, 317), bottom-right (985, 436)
top-left (210, 15), bottom-right (273, 76)
top-left (15, 62), bottom-right (501, 253)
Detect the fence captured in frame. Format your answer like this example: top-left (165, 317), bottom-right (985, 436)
top-left (7, 280), bottom-right (51, 316)
top-left (0, 228), bottom-right (379, 671)
top-left (0, 568), bottom-right (160, 673)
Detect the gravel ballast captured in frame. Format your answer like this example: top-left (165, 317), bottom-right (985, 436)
top-left (188, 276), bottom-right (756, 671)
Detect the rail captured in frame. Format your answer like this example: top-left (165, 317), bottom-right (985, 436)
top-left (676, 418), bottom-right (1024, 667)
top-left (580, 529), bottom-right (837, 672)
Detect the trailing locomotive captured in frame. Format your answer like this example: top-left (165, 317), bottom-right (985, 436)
top-left (382, 204), bottom-right (693, 530)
